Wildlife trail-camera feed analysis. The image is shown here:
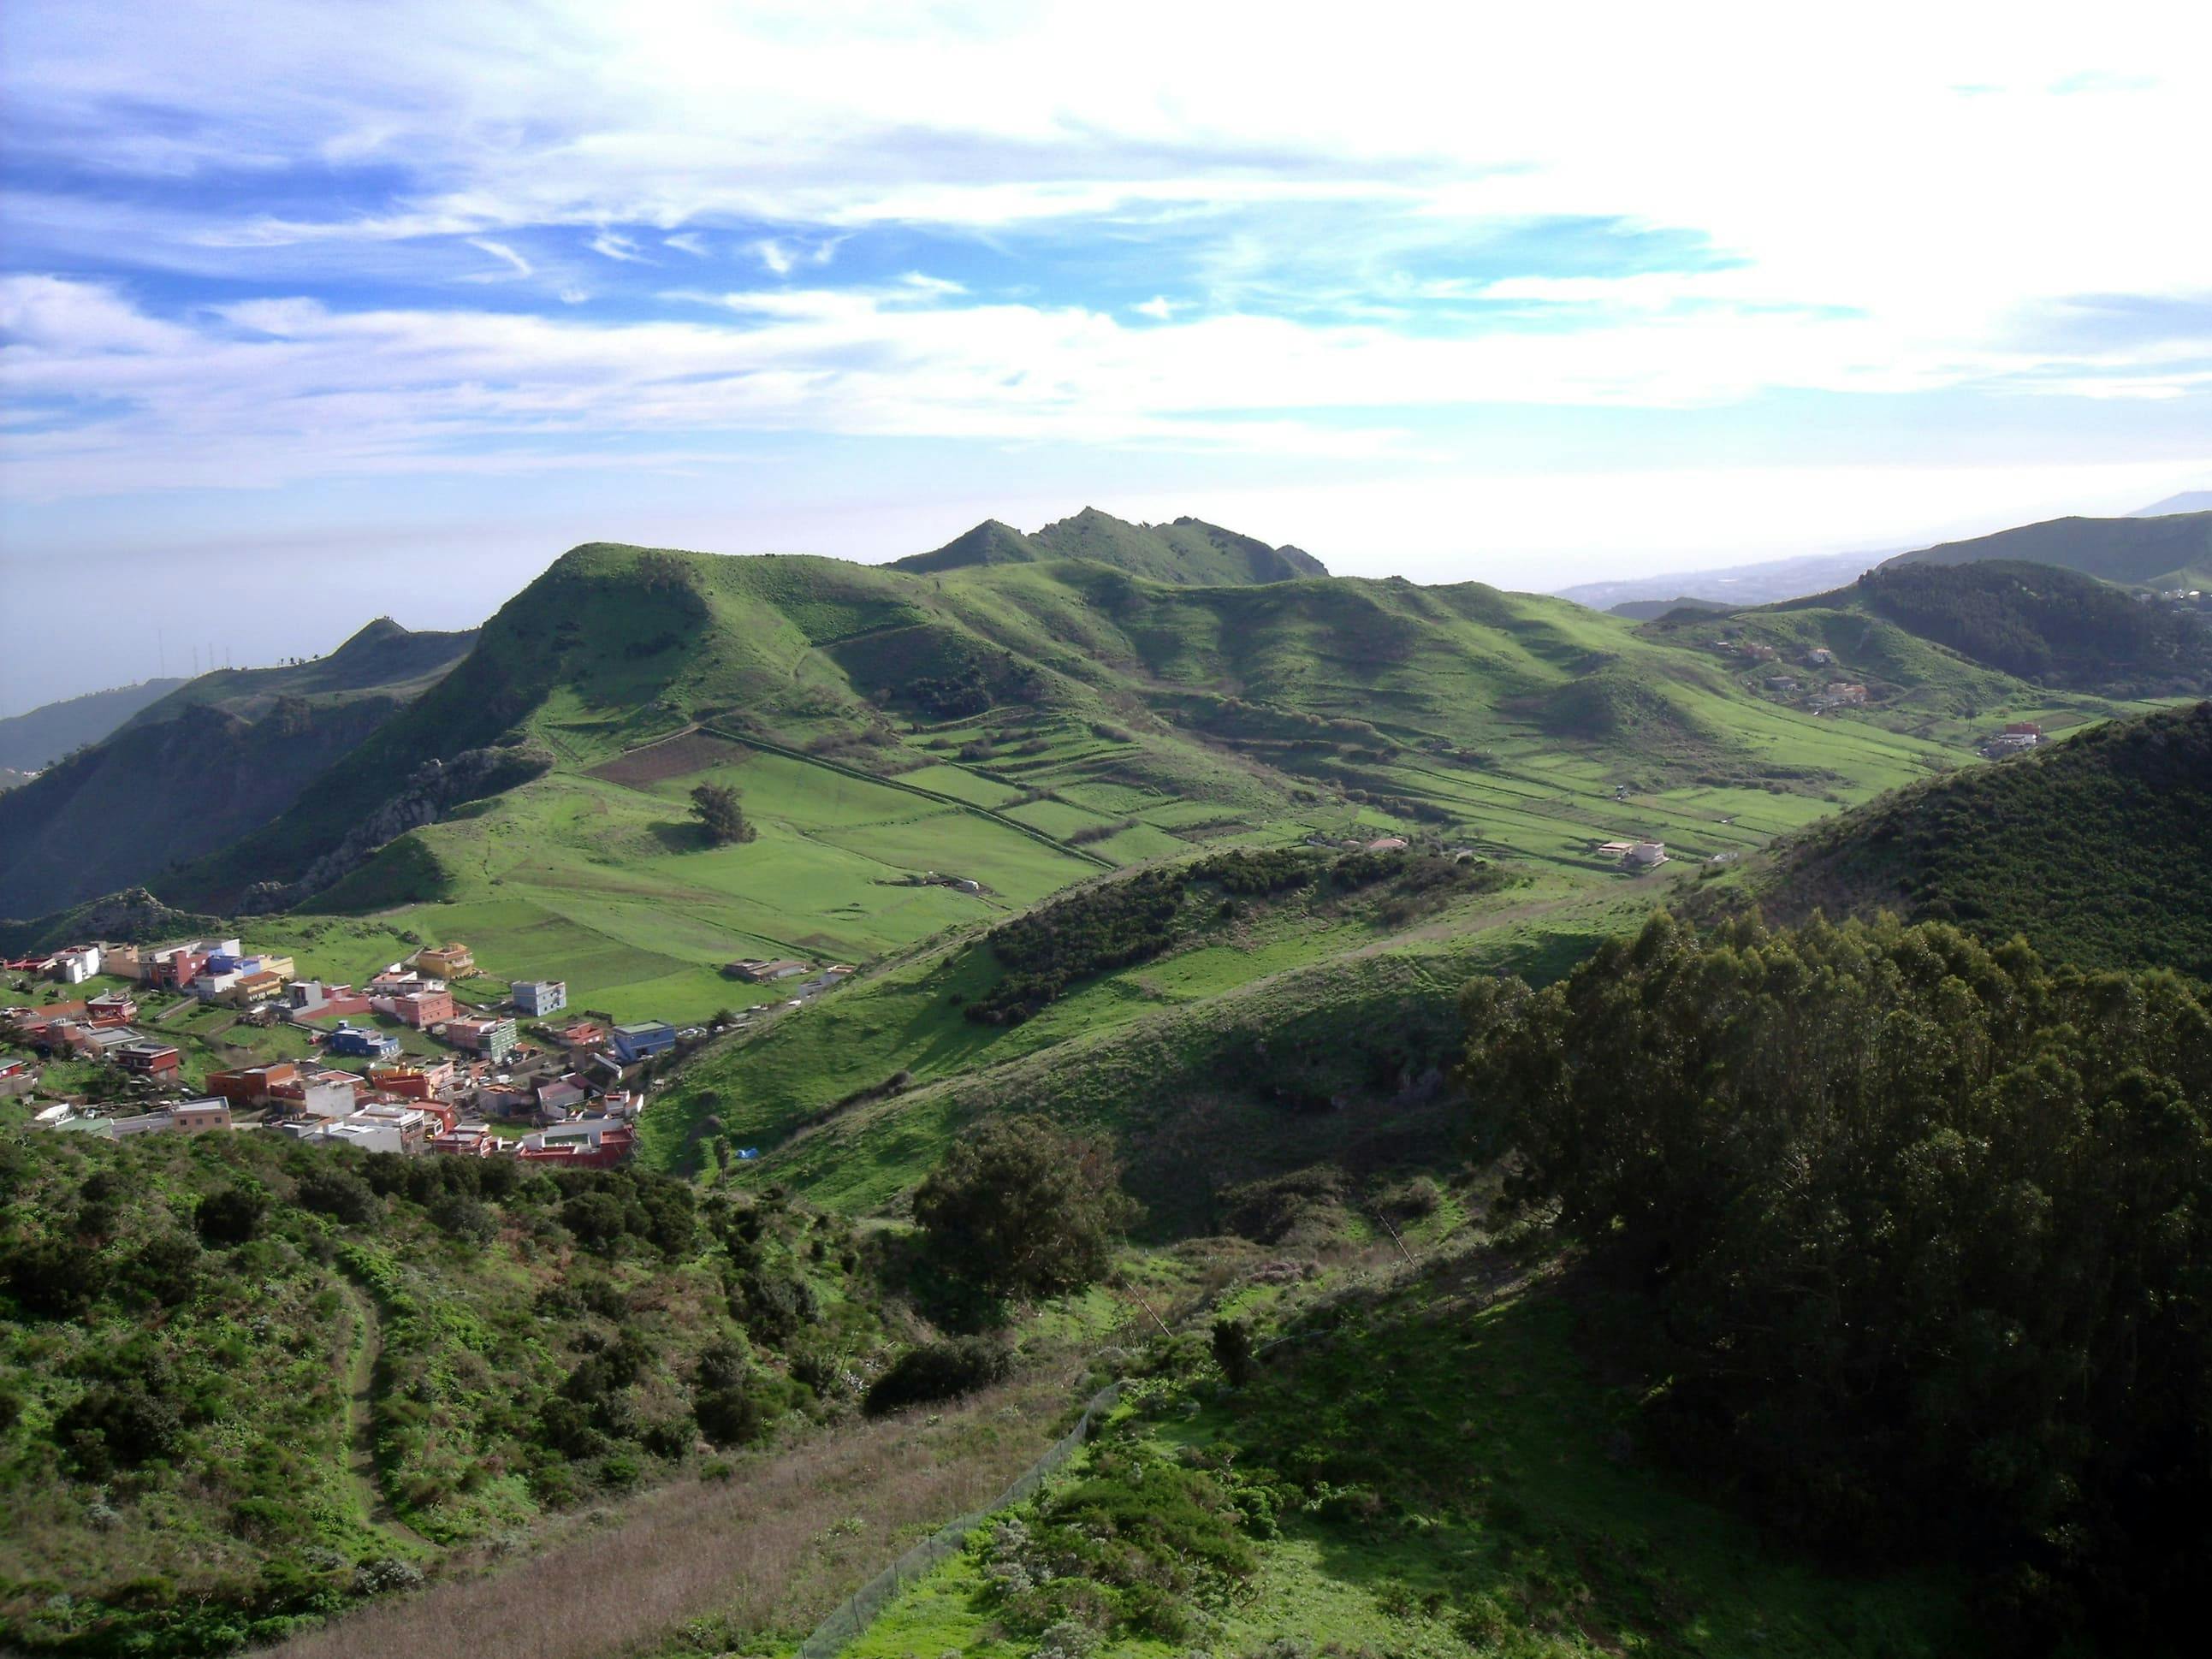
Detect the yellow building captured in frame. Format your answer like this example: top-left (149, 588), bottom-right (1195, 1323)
top-left (417, 944), bottom-right (476, 979)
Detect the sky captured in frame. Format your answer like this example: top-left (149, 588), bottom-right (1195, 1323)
top-left (3, 0), bottom-right (2211, 713)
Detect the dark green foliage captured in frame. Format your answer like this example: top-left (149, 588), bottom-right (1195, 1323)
top-left (1212, 1318), bottom-right (1255, 1388)
top-left (193, 1188), bottom-right (268, 1247)
top-left (1462, 909), bottom-right (2212, 1642)
top-left (970, 850), bottom-right (1315, 1024)
top-left (122, 1232), bottom-right (202, 1308)
top-left (912, 1116), bottom-right (1136, 1297)
top-left (687, 782), bottom-right (756, 846)
top-left (1775, 702), bottom-right (2212, 979)
top-left (861, 1336), bottom-right (1011, 1417)
top-left (57, 1383), bottom-right (182, 1474)
top-left (294, 1168), bottom-right (379, 1225)
top-left (1851, 561), bottom-right (2211, 691)
top-left (692, 1384), bottom-right (768, 1447)
top-left (428, 1194), bottom-right (496, 1244)
top-left (729, 1265), bottom-right (816, 1342)
top-left (3, 1235), bottom-right (104, 1318)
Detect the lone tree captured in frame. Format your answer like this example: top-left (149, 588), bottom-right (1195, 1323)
top-left (912, 1115), bottom-right (1137, 1298)
top-left (689, 783), bottom-right (756, 846)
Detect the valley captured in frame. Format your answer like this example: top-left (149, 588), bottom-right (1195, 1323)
top-left (2, 507), bottom-right (2206, 1659)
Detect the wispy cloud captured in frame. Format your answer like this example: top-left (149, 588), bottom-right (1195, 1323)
top-left (662, 232), bottom-right (708, 257)
top-left (587, 230), bottom-right (650, 264)
top-left (465, 236), bottom-right (533, 277)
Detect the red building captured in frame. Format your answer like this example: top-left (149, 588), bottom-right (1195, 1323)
top-left (117, 1040), bottom-right (182, 1081)
top-left (205, 1062), bottom-right (300, 1110)
top-left (391, 989), bottom-right (455, 1028)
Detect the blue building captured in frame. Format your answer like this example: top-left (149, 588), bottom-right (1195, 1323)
top-left (326, 1024), bottom-right (401, 1061)
top-left (610, 1021), bottom-right (677, 1064)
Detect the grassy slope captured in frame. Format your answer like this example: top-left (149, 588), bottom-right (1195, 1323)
top-left (845, 1229), bottom-right (1973, 1659)
top-left (894, 507), bottom-right (1327, 584)
top-left (1882, 507), bottom-right (2212, 589)
top-left (1764, 699), bottom-right (2212, 979)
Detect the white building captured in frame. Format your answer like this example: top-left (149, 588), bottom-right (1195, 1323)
top-left (50, 945), bottom-right (102, 985)
top-left (513, 980), bottom-right (567, 1017)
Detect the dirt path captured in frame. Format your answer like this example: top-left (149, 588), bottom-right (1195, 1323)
top-left (339, 1282), bottom-right (430, 1550)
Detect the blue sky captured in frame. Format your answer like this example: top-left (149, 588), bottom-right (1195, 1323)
top-left (3, 0), bottom-right (2209, 712)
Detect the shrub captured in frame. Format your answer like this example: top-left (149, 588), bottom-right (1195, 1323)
top-left (862, 1336), bottom-right (1011, 1417)
top-left (693, 1385), bottom-right (768, 1448)
top-left (194, 1188), bottom-right (269, 1247)
top-left (295, 1169), bottom-right (378, 1225)
top-left (3, 1236), bottom-right (105, 1317)
top-left (428, 1194), bottom-right (497, 1245)
top-left (57, 1383), bottom-right (181, 1474)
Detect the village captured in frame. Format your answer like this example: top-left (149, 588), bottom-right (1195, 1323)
top-left (0, 933), bottom-right (845, 1164)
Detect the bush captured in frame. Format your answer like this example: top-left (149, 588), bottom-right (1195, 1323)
top-left (194, 1188), bottom-right (269, 1247)
top-left (3, 1236), bottom-right (105, 1317)
top-left (428, 1194), bottom-right (497, 1245)
top-left (294, 1169), bottom-right (378, 1226)
top-left (57, 1383), bottom-right (181, 1474)
top-left (693, 1385), bottom-right (768, 1448)
top-left (862, 1336), bottom-right (1011, 1417)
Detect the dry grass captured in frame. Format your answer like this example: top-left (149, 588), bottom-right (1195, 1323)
top-left (261, 1364), bottom-right (1087, 1659)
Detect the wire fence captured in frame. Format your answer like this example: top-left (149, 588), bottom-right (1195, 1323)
top-left (792, 1379), bottom-right (1124, 1659)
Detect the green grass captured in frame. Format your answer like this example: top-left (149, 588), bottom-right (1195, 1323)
top-left (849, 1247), bottom-right (1974, 1659)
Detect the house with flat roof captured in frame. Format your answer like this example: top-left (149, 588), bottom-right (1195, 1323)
top-left (512, 980), bottom-right (567, 1017)
top-left (610, 1021), bottom-right (677, 1064)
top-left (116, 1039), bottom-right (181, 1081)
top-left (417, 944), bottom-right (476, 979)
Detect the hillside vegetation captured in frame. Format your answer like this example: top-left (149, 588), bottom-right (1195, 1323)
top-left (0, 623), bottom-right (475, 917)
top-left (0, 1127), bottom-right (887, 1655)
top-left (1786, 561), bottom-right (2212, 695)
top-left (1883, 507), bottom-right (2212, 590)
top-left (1768, 700), bottom-right (2212, 979)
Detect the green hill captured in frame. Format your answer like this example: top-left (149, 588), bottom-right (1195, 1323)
top-left (894, 507), bottom-right (1329, 584)
top-left (1765, 700), bottom-right (2212, 978)
top-left (1883, 508), bottom-right (2212, 590)
top-left (1780, 560), bottom-right (2212, 695)
top-left (0, 679), bottom-right (186, 773)
top-left (0, 622), bottom-right (474, 918)
top-left (115, 530), bottom-right (2019, 1032)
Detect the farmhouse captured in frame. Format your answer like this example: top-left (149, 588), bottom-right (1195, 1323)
top-left (1623, 841), bottom-right (1669, 869)
top-left (1595, 839), bottom-right (1636, 858)
top-left (205, 1062), bottom-right (300, 1110)
top-left (50, 945), bottom-right (102, 985)
top-left (725, 958), bottom-right (808, 982)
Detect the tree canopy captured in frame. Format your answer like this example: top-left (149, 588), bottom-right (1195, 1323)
top-left (912, 1115), bottom-right (1138, 1297)
top-left (1462, 909), bottom-right (2212, 1642)
top-left (687, 783), bottom-right (755, 847)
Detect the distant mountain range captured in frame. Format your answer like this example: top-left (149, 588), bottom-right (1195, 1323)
top-left (1882, 509), bottom-right (2212, 590)
top-left (0, 677), bottom-right (186, 772)
top-left (0, 619), bottom-right (475, 916)
top-left (1563, 496), bottom-right (2212, 616)
top-left (1556, 548), bottom-right (1889, 613)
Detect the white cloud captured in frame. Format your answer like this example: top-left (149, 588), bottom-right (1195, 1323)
top-left (662, 232), bottom-right (708, 257)
top-left (1135, 296), bottom-right (1174, 320)
top-left (465, 236), bottom-right (533, 277)
top-left (587, 230), bottom-right (649, 264)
